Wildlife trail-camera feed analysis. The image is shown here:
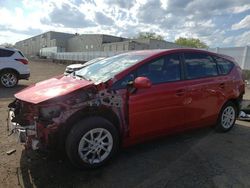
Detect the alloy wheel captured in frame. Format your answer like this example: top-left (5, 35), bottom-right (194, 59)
top-left (1, 72), bottom-right (17, 87)
top-left (221, 106), bottom-right (235, 129)
top-left (78, 128), bottom-right (113, 164)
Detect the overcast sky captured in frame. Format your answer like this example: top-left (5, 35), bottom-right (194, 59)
top-left (0, 0), bottom-right (250, 47)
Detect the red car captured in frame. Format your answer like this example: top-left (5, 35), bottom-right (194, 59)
top-left (8, 49), bottom-right (245, 168)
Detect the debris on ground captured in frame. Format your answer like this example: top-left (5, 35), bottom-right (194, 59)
top-left (238, 111), bottom-right (250, 121)
top-left (6, 149), bottom-right (16, 155)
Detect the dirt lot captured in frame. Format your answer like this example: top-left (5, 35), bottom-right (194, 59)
top-left (0, 60), bottom-right (250, 188)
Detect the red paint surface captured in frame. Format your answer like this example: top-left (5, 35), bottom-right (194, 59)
top-left (15, 76), bottom-right (92, 104)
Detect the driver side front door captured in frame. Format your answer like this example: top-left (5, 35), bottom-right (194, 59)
top-left (128, 54), bottom-right (187, 141)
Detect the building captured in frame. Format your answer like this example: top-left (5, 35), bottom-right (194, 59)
top-left (102, 38), bottom-right (181, 52)
top-left (15, 31), bottom-right (74, 56)
top-left (67, 34), bottom-right (128, 52)
top-left (15, 31), bottom-right (182, 57)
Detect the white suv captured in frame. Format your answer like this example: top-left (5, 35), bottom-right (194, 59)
top-left (0, 47), bottom-right (30, 87)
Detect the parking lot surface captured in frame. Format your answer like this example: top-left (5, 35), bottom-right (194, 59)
top-left (0, 60), bottom-right (250, 188)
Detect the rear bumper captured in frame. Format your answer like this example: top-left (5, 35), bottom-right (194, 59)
top-left (19, 73), bottom-right (30, 80)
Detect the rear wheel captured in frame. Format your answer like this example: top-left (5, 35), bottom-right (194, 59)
top-left (0, 70), bottom-right (18, 88)
top-left (216, 101), bottom-right (237, 132)
top-left (65, 117), bottom-right (119, 169)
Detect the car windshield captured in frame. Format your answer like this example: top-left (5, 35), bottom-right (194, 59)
top-left (83, 57), bottom-right (105, 67)
top-left (75, 53), bottom-right (148, 83)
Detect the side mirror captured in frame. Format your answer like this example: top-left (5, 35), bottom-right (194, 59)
top-left (134, 77), bottom-right (152, 89)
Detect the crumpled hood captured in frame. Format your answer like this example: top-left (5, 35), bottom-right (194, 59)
top-left (15, 76), bottom-right (93, 104)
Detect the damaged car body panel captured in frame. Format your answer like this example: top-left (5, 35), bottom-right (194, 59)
top-left (7, 49), bottom-right (245, 168)
top-left (8, 51), bottom-right (153, 152)
top-left (9, 83), bottom-right (129, 150)
top-left (14, 76), bottom-right (93, 104)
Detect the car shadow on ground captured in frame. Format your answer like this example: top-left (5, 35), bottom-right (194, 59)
top-left (0, 85), bottom-right (27, 99)
top-left (17, 124), bottom-right (250, 188)
top-left (17, 127), bottom-right (220, 188)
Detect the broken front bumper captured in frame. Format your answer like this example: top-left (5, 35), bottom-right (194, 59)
top-left (7, 109), bottom-right (40, 150)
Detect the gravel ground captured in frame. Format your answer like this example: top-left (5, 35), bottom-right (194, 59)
top-left (0, 60), bottom-right (250, 188)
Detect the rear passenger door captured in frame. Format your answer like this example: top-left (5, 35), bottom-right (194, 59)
top-left (212, 55), bottom-right (236, 104)
top-left (182, 52), bottom-right (223, 127)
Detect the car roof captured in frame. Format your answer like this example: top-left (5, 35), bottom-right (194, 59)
top-left (123, 48), bottom-right (235, 62)
top-left (122, 48), bottom-right (213, 56)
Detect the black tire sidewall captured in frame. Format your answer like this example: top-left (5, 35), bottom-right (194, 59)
top-left (216, 102), bottom-right (237, 132)
top-left (0, 71), bottom-right (18, 88)
top-left (65, 116), bottom-right (120, 169)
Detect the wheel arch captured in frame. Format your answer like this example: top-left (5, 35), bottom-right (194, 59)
top-left (0, 68), bottom-right (20, 78)
top-left (220, 96), bottom-right (243, 117)
top-left (227, 92), bottom-right (244, 115)
top-left (58, 106), bottom-right (122, 149)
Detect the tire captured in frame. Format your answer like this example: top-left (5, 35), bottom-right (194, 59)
top-left (65, 116), bottom-right (120, 169)
top-left (0, 70), bottom-right (18, 88)
top-left (216, 101), bottom-right (237, 132)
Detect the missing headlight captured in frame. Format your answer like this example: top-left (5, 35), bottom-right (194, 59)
top-left (39, 105), bottom-right (61, 120)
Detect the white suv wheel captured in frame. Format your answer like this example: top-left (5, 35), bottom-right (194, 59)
top-left (0, 72), bottom-right (18, 88)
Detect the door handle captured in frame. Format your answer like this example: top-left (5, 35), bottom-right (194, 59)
top-left (176, 89), bottom-right (185, 96)
top-left (219, 83), bottom-right (225, 89)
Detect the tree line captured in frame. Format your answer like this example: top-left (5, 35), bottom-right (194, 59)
top-left (135, 32), bottom-right (208, 48)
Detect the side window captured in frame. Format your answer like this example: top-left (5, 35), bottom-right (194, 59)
top-left (18, 51), bottom-right (25, 57)
top-left (137, 58), bottom-right (165, 84)
top-left (214, 56), bottom-right (234, 75)
top-left (112, 54), bottom-right (181, 89)
top-left (137, 55), bottom-right (181, 84)
top-left (112, 72), bottom-right (135, 90)
top-left (184, 53), bottom-right (218, 79)
top-left (0, 49), bottom-right (14, 57)
top-left (163, 54), bottom-right (181, 82)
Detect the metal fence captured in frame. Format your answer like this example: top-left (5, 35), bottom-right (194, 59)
top-left (52, 51), bottom-right (126, 62)
top-left (50, 46), bottom-right (250, 70)
top-left (208, 46), bottom-right (250, 70)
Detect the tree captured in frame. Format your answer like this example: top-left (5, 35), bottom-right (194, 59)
top-left (136, 32), bottom-right (164, 40)
top-left (175, 37), bottom-right (208, 48)
top-left (0, 43), bottom-right (14, 48)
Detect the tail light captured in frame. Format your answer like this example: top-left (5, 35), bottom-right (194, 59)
top-left (15, 59), bottom-right (29, 65)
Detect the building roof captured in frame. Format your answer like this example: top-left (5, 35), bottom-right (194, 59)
top-left (15, 31), bottom-right (74, 44)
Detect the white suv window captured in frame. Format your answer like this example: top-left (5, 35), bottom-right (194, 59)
top-left (0, 49), bottom-right (14, 57)
top-left (18, 51), bottom-right (25, 57)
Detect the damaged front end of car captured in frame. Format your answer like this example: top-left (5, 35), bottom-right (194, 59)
top-left (7, 85), bottom-right (127, 151)
top-left (7, 99), bottom-right (40, 150)
top-left (7, 86), bottom-right (96, 150)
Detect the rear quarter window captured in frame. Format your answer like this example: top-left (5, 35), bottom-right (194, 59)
top-left (214, 56), bottom-right (234, 75)
top-left (18, 51), bottom-right (25, 57)
top-left (0, 49), bottom-right (15, 57)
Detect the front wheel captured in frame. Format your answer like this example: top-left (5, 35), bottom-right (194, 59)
top-left (216, 101), bottom-right (237, 132)
top-left (65, 117), bottom-right (119, 169)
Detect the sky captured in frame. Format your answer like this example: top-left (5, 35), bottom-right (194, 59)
top-left (0, 0), bottom-right (250, 47)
